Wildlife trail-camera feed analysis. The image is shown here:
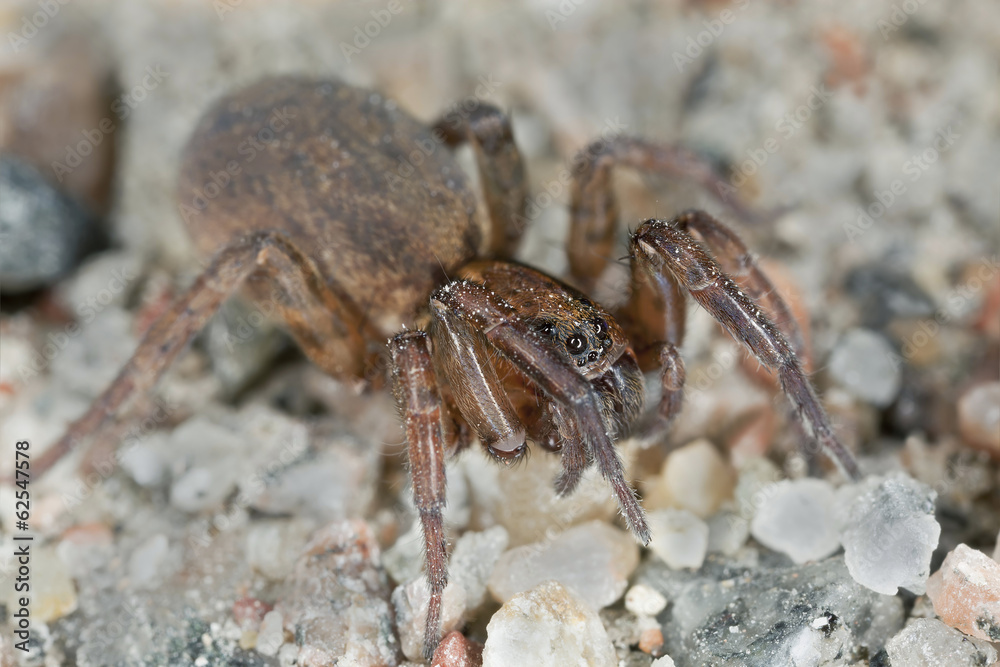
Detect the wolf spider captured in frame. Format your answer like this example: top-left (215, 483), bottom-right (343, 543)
top-left (33, 77), bottom-right (861, 660)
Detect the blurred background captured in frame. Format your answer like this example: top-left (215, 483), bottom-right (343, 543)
top-left (0, 1), bottom-right (998, 666)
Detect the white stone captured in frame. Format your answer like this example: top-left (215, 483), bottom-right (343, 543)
top-left (733, 456), bottom-right (783, 521)
top-left (841, 473), bottom-right (940, 595)
top-left (625, 584), bottom-right (667, 617)
top-left (482, 581), bottom-right (617, 667)
top-left (828, 328), bottom-right (901, 407)
top-left (256, 610), bottom-right (284, 657)
top-left (651, 657), bottom-right (676, 667)
top-left (707, 510), bottom-right (750, 555)
top-left (392, 576), bottom-right (466, 661)
top-left (127, 533), bottom-right (169, 589)
top-left (246, 519), bottom-right (313, 581)
top-left (646, 438), bottom-right (735, 518)
top-left (488, 520), bottom-right (639, 609)
top-left (119, 433), bottom-right (168, 488)
top-left (885, 618), bottom-right (997, 667)
top-left (750, 479), bottom-right (841, 564)
top-left (449, 525), bottom-right (509, 610)
top-left (647, 509), bottom-right (709, 570)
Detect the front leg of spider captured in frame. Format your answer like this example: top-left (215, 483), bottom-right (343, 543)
top-left (431, 280), bottom-right (652, 544)
top-left (389, 331), bottom-right (449, 660)
top-left (630, 217), bottom-right (862, 482)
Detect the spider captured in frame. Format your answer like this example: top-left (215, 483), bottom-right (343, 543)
top-left (33, 76), bottom-right (861, 660)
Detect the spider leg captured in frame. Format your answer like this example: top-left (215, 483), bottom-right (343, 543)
top-left (431, 280), bottom-right (651, 544)
top-left (568, 136), bottom-right (762, 289)
top-left (674, 209), bottom-right (807, 362)
top-left (615, 256), bottom-right (689, 426)
top-left (427, 293), bottom-right (527, 460)
top-left (388, 331), bottom-right (449, 661)
top-left (433, 104), bottom-right (528, 258)
top-left (33, 231), bottom-right (372, 479)
top-left (630, 216), bottom-right (862, 482)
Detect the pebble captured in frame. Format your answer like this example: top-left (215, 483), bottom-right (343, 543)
top-left (16, 546), bottom-right (78, 623)
top-left (625, 584), bottom-right (668, 617)
top-left (481, 581), bottom-right (617, 667)
top-left (647, 509), bottom-right (709, 570)
top-left (645, 438), bottom-right (735, 518)
top-left (431, 631), bottom-right (483, 667)
top-left (232, 597), bottom-right (273, 632)
top-left (844, 265), bottom-right (935, 328)
top-left (275, 520), bottom-right (400, 665)
top-left (733, 457), bottom-right (782, 521)
top-left (449, 526), bottom-right (509, 611)
top-left (957, 382), bottom-right (1000, 456)
top-left (0, 35), bottom-right (114, 212)
top-left (885, 618), bottom-right (997, 666)
top-left (246, 519), bottom-right (314, 581)
top-left (475, 439), bottom-right (626, 546)
top-left (126, 533), bottom-right (169, 589)
top-left (249, 427), bottom-right (378, 521)
top-left (634, 555), bottom-right (904, 665)
top-left (926, 544), bottom-right (1000, 642)
top-left (651, 657), bottom-right (677, 667)
top-left (393, 576), bottom-right (467, 662)
top-left (167, 418), bottom-right (247, 513)
top-left (750, 479), bottom-right (841, 564)
top-left (204, 298), bottom-right (289, 398)
top-left (256, 610), bottom-right (284, 657)
top-left (0, 152), bottom-right (100, 293)
top-left (706, 511), bottom-right (750, 556)
top-left (488, 520), bottom-right (638, 609)
top-left (382, 522), bottom-right (426, 585)
top-left (840, 473), bottom-right (940, 596)
top-left (828, 328), bottom-right (902, 407)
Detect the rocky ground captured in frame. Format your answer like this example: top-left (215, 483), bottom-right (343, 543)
top-left (1, 1), bottom-right (998, 666)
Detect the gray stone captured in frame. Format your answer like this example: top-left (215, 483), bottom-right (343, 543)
top-left (840, 473), bottom-right (940, 595)
top-left (0, 156), bottom-right (101, 293)
top-left (634, 554), bottom-right (904, 667)
top-left (828, 328), bottom-right (902, 407)
top-left (885, 618), bottom-right (997, 667)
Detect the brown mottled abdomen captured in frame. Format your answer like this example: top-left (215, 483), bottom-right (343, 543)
top-left (177, 77), bottom-right (482, 332)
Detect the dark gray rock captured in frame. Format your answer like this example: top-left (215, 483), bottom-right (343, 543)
top-left (0, 155), bottom-right (101, 293)
top-left (634, 553), bottom-right (904, 667)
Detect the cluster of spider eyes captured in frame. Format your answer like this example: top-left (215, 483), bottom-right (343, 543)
top-left (536, 313), bottom-right (612, 366)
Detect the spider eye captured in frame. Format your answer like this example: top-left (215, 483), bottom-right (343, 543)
top-left (536, 321), bottom-right (557, 337)
top-left (566, 334), bottom-right (587, 355)
top-left (593, 319), bottom-right (606, 336)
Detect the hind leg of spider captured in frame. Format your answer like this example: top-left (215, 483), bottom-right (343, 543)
top-left (33, 231), bottom-right (372, 480)
top-left (567, 136), bottom-right (764, 290)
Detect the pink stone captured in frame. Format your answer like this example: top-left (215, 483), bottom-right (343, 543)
top-left (926, 544), bottom-right (1000, 642)
top-left (432, 631), bottom-right (483, 667)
